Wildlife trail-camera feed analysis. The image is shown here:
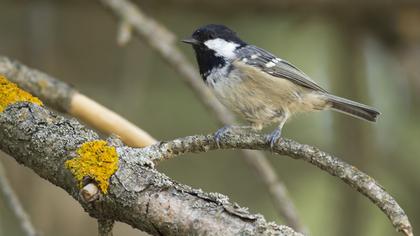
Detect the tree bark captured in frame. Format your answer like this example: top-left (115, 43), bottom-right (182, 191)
top-left (0, 102), bottom-right (301, 236)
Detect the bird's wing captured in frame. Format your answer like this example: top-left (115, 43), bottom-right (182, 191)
top-left (235, 45), bottom-right (328, 93)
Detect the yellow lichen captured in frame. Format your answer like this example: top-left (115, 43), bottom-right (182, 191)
top-left (65, 140), bottom-right (119, 193)
top-left (0, 75), bottom-right (43, 112)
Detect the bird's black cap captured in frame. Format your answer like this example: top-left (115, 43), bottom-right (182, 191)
top-left (182, 24), bottom-right (245, 46)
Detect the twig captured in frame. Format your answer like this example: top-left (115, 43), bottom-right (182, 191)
top-left (99, 0), bottom-right (305, 232)
top-left (98, 219), bottom-right (114, 236)
top-left (144, 132), bottom-right (413, 236)
top-left (0, 161), bottom-right (37, 236)
top-left (0, 102), bottom-right (301, 236)
top-left (0, 56), bottom-right (156, 147)
top-left (80, 183), bottom-right (100, 202)
top-left (117, 20), bottom-right (133, 46)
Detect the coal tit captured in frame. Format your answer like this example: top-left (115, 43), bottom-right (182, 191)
top-left (182, 24), bottom-right (380, 149)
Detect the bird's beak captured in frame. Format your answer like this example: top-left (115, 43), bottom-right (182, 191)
top-left (181, 37), bottom-right (200, 45)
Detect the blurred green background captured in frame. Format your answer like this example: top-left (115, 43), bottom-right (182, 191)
top-left (0, 1), bottom-right (419, 235)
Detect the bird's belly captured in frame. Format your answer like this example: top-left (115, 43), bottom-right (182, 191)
top-left (208, 70), bottom-right (327, 125)
top-left (217, 91), bottom-right (281, 125)
top-left (211, 77), bottom-right (288, 125)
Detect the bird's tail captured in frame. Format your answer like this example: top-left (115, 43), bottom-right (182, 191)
top-left (325, 94), bottom-right (380, 122)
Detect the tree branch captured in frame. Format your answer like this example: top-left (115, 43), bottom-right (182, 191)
top-left (0, 56), bottom-right (155, 147)
top-left (0, 101), bottom-right (301, 236)
top-left (0, 162), bottom-right (37, 236)
top-left (143, 132), bottom-right (413, 236)
top-left (98, 0), bottom-right (305, 231)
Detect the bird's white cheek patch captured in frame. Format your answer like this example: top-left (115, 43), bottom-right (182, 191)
top-left (204, 38), bottom-right (239, 59)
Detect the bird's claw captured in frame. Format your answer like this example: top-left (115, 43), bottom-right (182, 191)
top-left (267, 128), bottom-right (282, 152)
top-left (214, 126), bottom-right (232, 148)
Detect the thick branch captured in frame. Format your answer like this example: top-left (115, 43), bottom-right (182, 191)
top-left (0, 57), bottom-right (74, 112)
top-left (0, 56), bottom-right (155, 147)
top-left (0, 102), bottom-right (300, 236)
top-left (144, 132), bottom-right (413, 236)
top-left (99, 0), bottom-right (305, 231)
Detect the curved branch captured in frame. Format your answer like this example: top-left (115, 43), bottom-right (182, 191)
top-left (144, 132), bottom-right (413, 236)
top-left (0, 102), bottom-right (301, 236)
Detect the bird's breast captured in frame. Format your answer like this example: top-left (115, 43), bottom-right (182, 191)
top-left (206, 65), bottom-right (282, 124)
top-left (204, 64), bottom-right (233, 88)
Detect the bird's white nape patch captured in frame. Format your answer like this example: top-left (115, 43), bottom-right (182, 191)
top-left (204, 38), bottom-right (239, 59)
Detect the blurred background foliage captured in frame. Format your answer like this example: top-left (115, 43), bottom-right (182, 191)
top-left (0, 0), bottom-right (419, 235)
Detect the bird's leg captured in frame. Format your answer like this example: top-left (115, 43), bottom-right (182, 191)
top-left (267, 113), bottom-right (288, 152)
top-left (214, 124), bottom-right (261, 148)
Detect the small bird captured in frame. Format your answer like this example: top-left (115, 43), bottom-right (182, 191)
top-left (182, 24), bottom-right (380, 149)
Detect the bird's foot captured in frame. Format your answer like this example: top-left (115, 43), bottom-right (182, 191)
top-left (267, 128), bottom-right (283, 152)
top-left (214, 126), bottom-right (233, 148)
top-left (214, 125), bottom-right (252, 148)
